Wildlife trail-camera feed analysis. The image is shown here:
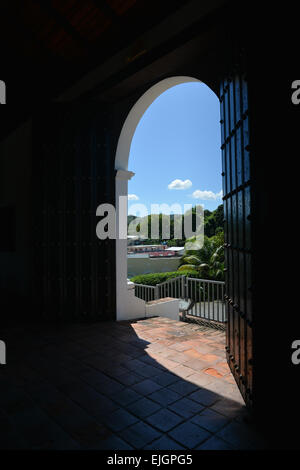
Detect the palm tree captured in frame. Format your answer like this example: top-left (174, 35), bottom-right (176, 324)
top-left (209, 244), bottom-right (225, 280)
top-left (178, 232), bottom-right (224, 280)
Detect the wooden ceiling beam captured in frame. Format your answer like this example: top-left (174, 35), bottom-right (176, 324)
top-left (32, 0), bottom-right (91, 50)
top-left (92, 0), bottom-right (121, 23)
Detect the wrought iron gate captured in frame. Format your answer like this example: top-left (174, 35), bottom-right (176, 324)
top-left (33, 104), bottom-right (116, 322)
top-left (220, 61), bottom-right (253, 407)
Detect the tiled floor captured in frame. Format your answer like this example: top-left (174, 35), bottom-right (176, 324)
top-left (0, 316), bottom-right (267, 450)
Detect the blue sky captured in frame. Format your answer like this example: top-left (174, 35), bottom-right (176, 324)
top-left (128, 82), bottom-right (222, 216)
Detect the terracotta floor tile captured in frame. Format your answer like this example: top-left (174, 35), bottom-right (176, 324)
top-left (185, 358), bottom-right (209, 372)
top-left (216, 361), bottom-right (230, 369)
top-left (198, 353), bottom-right (220, 362)
top-left (154, 358), bottom-right (179, 370)
top-left (183, 348), bottom-right (203, 359)
top-left (169, 420), bottom-right (211, 449)
top-left (197, 436), bottom-right (234, 450)
top-left (143, 435), bottom-right (185, 450)
top-left (167, 352), bottom-right (191, 364)
top-left (185, 372), bottom-right (215, 387)
top-left (170, 364), bottom-right (195, 379)
top-left (203, 368), bottom-right (224, 379)
top-left (146, 408), bottom-right (184, 432)
top-left (224, 375), bottom-right (236, 384)
top-left (193, 345), bottom-right (217, 355)
top-left (0, 317), bottom-right (267, 450)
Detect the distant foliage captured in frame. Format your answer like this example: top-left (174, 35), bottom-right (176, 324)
top-left (128, 205), bottom-right (224, 282)
top-left (130, 270), bottom-right (199, 286)
top-left (127, 215), bottom-right (137, 226)
top-left (178, 231), bottom-right (225, 281)
top-left (204, 204), bottom-right (224, 237)
top-left (127, 204), bottom-right (224, 242)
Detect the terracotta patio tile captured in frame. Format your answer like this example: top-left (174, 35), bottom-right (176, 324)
top-left (216, 361), bottom-right (230, 370)
top-left (158, 340), bottom-right (176, 347)
top-left (2, 317), bottom-right (264, 450)
top-left (209, 349), bottom-right (226, 359)
top-left (197, 353), bottom-right (220, 363)
top-left (169, 342), bottom-right (196, 352)
top-left (168, 420), bottom-right (211, 449)
top-left (126, 397), bottom-right (161, 418)
top-left (193, 345), bottom-right (217, 354)
top-left (149, 388), bottom-right (181, 406)
top-left (185, 372), bottom-right (215, 387)
top-left (224, 375), bottom-right (236, 384)
top-left (196, 436), bottom-right (234, 450)
top-left (183, 348), bottom-right (203, 359)
top-left (170, 364), bottom-right (195, 379)
top-left (180, 340), bottom-right (201, 348)
top-left (119, 421), bottom-right (161, 449)
top-left (213, 364), bottom-right (231, 377)
top-left (154, 358), bottom-right (180, 370)
top-left (153, 349), bottom-right (174, 359)
top-left (206, 381), bottom-right (245, 404)
top-left (185, 358), bottom-right (209, 372)
top-left (167, 380), bottom-right (198, 396)
top-left (195, 337), bottom-right (212, 344)
top-left (167, 352), bottom-right (191, 364)
top-left (203, 368), bottom-right (224, 379)
top-left (146, 408), bottom-right (184, 432)
top-left (114, 372), bottom-right (144, 386)
top-left (152, 371), bottom-right (180, 387)
top-left (168, 397), bottom-right (205, 418)
top-left (145, 343), bottom-right (168, 353)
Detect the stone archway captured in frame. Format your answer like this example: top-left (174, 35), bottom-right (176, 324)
top-left (114, 76), bottom-right (202, 320)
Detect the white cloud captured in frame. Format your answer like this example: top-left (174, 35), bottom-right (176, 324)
top-left (168, 179), bottom-right (192, 190)
top-left (128, 194), bottom-right (139, 201)
top-left (192, 189), bottom-right (223, 200)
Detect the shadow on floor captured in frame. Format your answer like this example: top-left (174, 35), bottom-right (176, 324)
top-left (0, 316), bottom-right (268, 450)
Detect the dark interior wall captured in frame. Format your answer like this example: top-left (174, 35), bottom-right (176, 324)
top-left (1, 1), bottom-right (299, 446)
top-left (31, 104), bottom-right (116, 323)
top-left (246, 28), bottom-right (300, 445)
top-left (0, 120), bottom-right (33, 320)
top-left (0, 0), bottom-right (229, 326)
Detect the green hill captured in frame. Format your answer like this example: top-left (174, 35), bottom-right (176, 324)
top-left (127, 204), bottom-right (223, 245)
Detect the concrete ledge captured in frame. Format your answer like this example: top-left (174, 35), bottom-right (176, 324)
top-left (147, 297), bottom-right (175, 305)
top-left (145, 297), bottom-right (179, 321)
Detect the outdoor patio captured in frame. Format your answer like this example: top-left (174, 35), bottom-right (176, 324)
top-left (0, 316), bottom-right (266, 450)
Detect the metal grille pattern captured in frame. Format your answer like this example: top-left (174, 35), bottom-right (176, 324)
top-left (33, 104), bottom-right (116, 321)
top-left (220, 63), bottom-right (253, 406)
top-left (134, 275), bottom-right (226, 323)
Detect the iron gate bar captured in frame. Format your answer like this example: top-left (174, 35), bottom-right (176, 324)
top-left (134, 275), bottom-right (226, 324)
top-left (220, 54), bottom-right (253, 407)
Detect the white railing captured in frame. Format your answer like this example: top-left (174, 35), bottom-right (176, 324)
top-left (134, 275), bottom-right (226, 323)
top-left (134, 283), bottom-right (156, 302)
top-left (158, 276), bottom-right (185, 300)
top-left (184, 277), bottom-right (226, 323)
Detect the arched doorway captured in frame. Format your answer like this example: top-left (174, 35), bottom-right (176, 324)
top-left (115, 76), bottom-right (206, 321)
top-left (114, 71), bottom-right (253, 409)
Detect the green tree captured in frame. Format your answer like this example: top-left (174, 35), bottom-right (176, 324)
top-left (204, 204), bottom-right (224, 237)
top-left (127, 204), bottom-right (224, 245)
top-left (178, 231), bottom-right (224, 280)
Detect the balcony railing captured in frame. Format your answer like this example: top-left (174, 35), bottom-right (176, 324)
top-left (134, 275), bottom-right (226, 323)
top-left (134, 283), bottom-right (156, 302)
